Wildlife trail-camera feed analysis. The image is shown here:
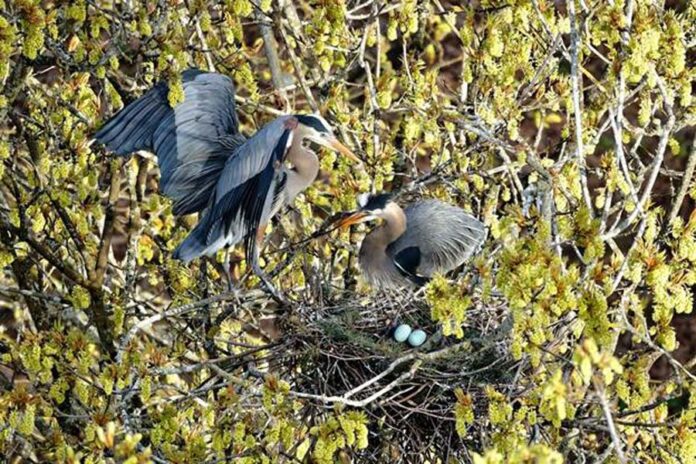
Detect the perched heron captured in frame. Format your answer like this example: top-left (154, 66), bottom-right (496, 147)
top-left (337, 193), bottom-right (486, 289)
top-left (95, 69), bottom-right (360, 298)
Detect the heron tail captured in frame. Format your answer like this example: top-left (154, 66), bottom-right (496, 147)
top-left (172, 211), bottom-right (244, 263)
top-left (172, 220), bottom-right (215, 263)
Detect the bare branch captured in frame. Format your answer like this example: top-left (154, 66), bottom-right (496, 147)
top-left (594, 382), bottom-right (627, 464)
top-left (667, 131), bottom-right (696, 227)
top-left (568, 0), bottom-right (594, 214)
top-left (602, 74), bottom-right (676, 240)
top-left (287, 341), bottom-right (470, 408)
top-left (256, 10), bottom-right (289, 107)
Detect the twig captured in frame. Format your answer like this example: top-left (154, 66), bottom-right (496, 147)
top-left (592, 442), bottom-right (615, 464)
top-left (602, 108), bottom-right (644, 237)
top-left (278, 24), bottom-right (319, 112)
top-left (288, 342), bottom-right (469, 407)
top-left (568, 0), bottom-right (594, 214)
top-left (667, 131), bottom-right (696, 226)
top-left (194, 15), bottom-right (216, 72)
top-left (256, 9), bottom-right (288, 107)
top-left (116, 291), bottom-right (239, 363)
top-left (47, 194), bottom-right (87, 257)
top-left (92, 159), bottom-right (121, 287)
top-left (0, 286), bottom-right (65, 304)
top-left (358, 19), bottom-right (380, 164)
top-left (0, 215), bottom-right (89, 287)
top-left (602, 74), bottom-right (675, 240)
top-left (616, 276), bottom-right (696, 383)
top-left (346, 3), bottom-right (400, 21)
top-left (234, 94), bottom-right (285, 116)
top-left (609, 217), bottom-right (646, 293)
top-left (595, 382), bottom-right (627, 464)
top-left (290, 360), bottom-right (423, 408)
top-left (344, 352), bottom-right (417, 399)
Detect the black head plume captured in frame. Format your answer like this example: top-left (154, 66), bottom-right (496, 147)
top-left (296, 114), bottom-right (331, 134)
top-left (357, 192), bottom-right (392, 211)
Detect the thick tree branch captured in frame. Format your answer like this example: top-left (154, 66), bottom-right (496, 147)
top-left (256, 9), bottom-right (289, 106)
top-left (92, 159), bottom-right (122, 288)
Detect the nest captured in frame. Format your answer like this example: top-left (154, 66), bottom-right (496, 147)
top-left (118, 259), bottom-right (521, 461)
top-left (264, 286), bottom-right (516, 462)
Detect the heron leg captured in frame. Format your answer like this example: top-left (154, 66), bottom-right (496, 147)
top-left (199, 258), bottom-right (220, 358)
top-left (222, 250), bottom-right (236, 292)
top-left (250, 225), bottom-right (288, 306)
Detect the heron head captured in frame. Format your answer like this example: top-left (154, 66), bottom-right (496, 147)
top-left (337, 193), bottom-right (394, 227)
top-left (295, 114), bottom-right (361, 164)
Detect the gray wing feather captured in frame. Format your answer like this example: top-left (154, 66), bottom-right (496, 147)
top-left (212, 117), bottom-right (292, 202)
top-left (389, 200), bottom-right (486, 276)
top-left (95, 69), bottom-right (246, 215)
top-left (173, 118), bottom-right (293, 262)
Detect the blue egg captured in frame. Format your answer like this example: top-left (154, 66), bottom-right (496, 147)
top-left (408, 329), bottom-right (427, 347)
top-left (394, 324), bottom-right (412, 342)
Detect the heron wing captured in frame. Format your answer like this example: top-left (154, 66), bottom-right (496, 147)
top-left (173, 118), bottom-right (294, 262)
top-left (389, 200), bottom-right (487, 276)
top-left (393, 246), bottom-right (430, 286)
top-left (95, 69), bottom-right (246, 215)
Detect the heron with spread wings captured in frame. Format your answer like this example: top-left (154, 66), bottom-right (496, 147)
top-left (95, 69), bottom-right (360, 300)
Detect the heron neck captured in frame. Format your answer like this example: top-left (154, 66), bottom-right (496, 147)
top-left (359, 205), bottom-right (408, 287)
top-left (380, 203), bottom-right (406, 245)
top-left (285, 140), bottom-right (319, 200)
top-left (362, 204), bottom-right (407, 253)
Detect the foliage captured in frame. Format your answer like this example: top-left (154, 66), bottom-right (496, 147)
top-left (1, 0), bottom-right (695, 462)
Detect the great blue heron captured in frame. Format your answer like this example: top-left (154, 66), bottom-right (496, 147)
top-left (95, 69), bottom-right (360, 299)
top-left (337, 193), bottom-right (486, 289)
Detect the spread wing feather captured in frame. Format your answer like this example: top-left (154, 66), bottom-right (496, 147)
top-left (95, 69), bottom-right (246, 216)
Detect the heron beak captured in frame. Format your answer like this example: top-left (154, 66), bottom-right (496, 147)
top-left (327, 136), bottom-right (362, 164)
top-left (336, 211), bottom-right (370, 228)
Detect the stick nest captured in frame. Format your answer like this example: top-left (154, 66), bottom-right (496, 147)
top-left (264, 286), bottom-right (516, 461)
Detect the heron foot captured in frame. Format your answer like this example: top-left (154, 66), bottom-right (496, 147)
top-left (225, 271), bottom-right (237, 293)
top-left (259, 273), bottom-right (289, 306)
top-left (251, 263), bottom-right (289, 306)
